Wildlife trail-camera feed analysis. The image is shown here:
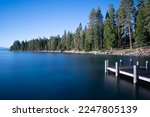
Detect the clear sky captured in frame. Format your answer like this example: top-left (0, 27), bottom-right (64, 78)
top-left (0, 0), bottom-right (122, 47)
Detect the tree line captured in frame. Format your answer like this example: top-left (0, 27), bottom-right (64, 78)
top-left (10, 0), bottom-right (150, 51)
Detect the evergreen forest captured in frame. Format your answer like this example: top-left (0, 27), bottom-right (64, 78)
top-left (10, 0), bottom-right (150, 51)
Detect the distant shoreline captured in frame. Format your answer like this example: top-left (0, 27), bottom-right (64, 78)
top-left (24, 48), bottom-right (150, 57)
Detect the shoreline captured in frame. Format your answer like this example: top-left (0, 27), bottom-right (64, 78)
top-left (35, 48), bottom-right (150, 57)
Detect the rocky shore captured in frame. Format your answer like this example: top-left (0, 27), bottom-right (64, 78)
top-left (37, 48), bottom-right (150, 56)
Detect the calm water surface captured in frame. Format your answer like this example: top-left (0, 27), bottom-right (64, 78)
top-left (0, 51), bottom-right (150, 100)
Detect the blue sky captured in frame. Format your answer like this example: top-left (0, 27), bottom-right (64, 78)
top-left (0, 0), bottom-right (123, 47)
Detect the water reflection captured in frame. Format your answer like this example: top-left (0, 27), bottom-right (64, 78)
top-left (104, 74), bottom-right (150, 99)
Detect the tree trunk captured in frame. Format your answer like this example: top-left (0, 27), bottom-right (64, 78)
top-left (118, 32), bottom-right (121, 47)
top-left (101, 37), bottom-right (103, 49)
top-left (128, 23), bottom-right (132, 49)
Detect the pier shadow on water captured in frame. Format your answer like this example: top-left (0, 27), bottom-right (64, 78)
top-left (104, 74), bottom-right (150, 100)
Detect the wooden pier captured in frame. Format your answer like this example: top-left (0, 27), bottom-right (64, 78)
top-left (105, 59), bottom-right (150, 84)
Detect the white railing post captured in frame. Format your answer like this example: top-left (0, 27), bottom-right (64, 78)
top-left (146, 60), bottom-right (149, 71)
top-left (130, 59), bottom-right (133, 66)
top-left (105, 60), bottom-right (109, 74)
top-left (115, 62), bottom-right (119, 77)
top-left (105, 60), bottom-right (107, 74)
top-left (136, 61), bottom-right (140, 69)
top-left (120, 59), bottom-right (123, 66)
top-left (133, 65), bottom-right (138, 84)
top-left (106, 60), bottom-right (109, 67)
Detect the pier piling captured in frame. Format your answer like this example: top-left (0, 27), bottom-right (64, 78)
top-left (105, 60), bottom-right (109, 74)
top-left (133, 65), bottom-right (138, 84)
top-left (146, 61), bottom-right (149, 71)
top-left (115, 62), bottom-right (119, 77)
top-left (105, 60), bottom-right (107, 74)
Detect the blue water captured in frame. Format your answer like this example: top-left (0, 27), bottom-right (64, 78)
top-left (0, 51), bottom-right (150, 100)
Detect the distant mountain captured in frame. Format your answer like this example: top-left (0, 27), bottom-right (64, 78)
top-left (0, 47), bottom-right (9, 51)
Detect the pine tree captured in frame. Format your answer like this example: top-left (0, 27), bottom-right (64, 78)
top-left (104, 4), bottom-right (116, 49)
top-left (109, 4), bottom-right (117, 46)
top-left (88, 9), bottom-right (96, 50)
top-left (88, 7), bottom-right (103, 50)
top-left (95, 7), bottom-right (103, 50)
top-left (66, 31), bottom-right (72, 50)
top-left (78, 23), bottom-right (82, 32)
top-left (70, 33), bottom-right (74, 50)
top-left (61, 30), bottom-right (67, 50)
top-left (78, 23), bottom-right (84, 50)
top-left (117, 1), bottom-right (126, 47)
top-left (56, 35), bottom-right (62, 51)
top-left (74, 28), bottom-right (80, 50)
top-left (34, 39), bottom-right (40, 51)
top-left (118, 0), bottom-right (135, 49)
top-left (47, 39), bottom-right (51, 50)
top-left (94, 24), bottom-right (99, 50)
top-left (51, 38), bottom-right (58, 51)
top-left (21, 41), bottom-right (25, 51)
top-left (12, 40), bottom-right (21, 50)
top-left (105, 11), bottom-right (109, 19)
top-left (80, 29), bottom-right (85, 51)
top-left (82, 30), bottom-right (86, 50)
top-left (84, 26), bottom-right (91, 51)
top-left (24, 40), bottom-right (28, 51)
top-left (135, 1), bottom-right (148, 46)
top-left (145, 0), bottom-right (150, 35)
top-left (126, 0), bottom-right (135, 49)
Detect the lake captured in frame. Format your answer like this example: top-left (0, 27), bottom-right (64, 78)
top-left (0, 51), bottom-right (150, 100)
